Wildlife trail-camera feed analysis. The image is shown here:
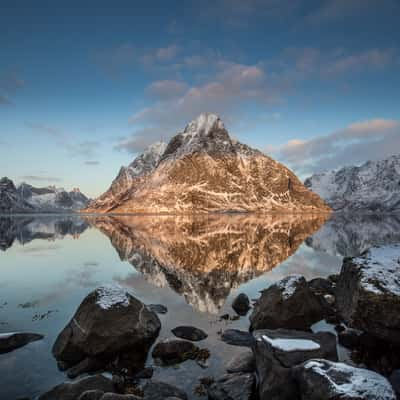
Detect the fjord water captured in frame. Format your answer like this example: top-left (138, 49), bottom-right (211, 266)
top-left (1, 213), bottom-right (399, 399)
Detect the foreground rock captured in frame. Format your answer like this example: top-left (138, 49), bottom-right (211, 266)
top-left (171, 326), bottom-right (207, 341)
top-left (250, 275), bottom-right (325, 331)
top-left (79, 393), bottom-right (141, 400)
top-left (252, 329), bottom-right (337, 400)
top-left (295, 359), bottom-right (397, 400)
top-left (208, 372), bottom-right (255, 400)
top-left (221, 329), bottom-right (254, 347)
top-left (38, 375), bottom-right (115, 400)
top-left (226, 349), bottom-right (255, 374)
top-left (232, 293), bottom-right (251, 316)
top-left (336, 245), bottom-right (400, 345)
top-left (52, 284), bottom-right (161, 374)
top-left (152, 339), bottom-right (199, 365)
top-left (142, 380), bottom-right (187, 400)
top-left (0, 332), bottom-right (43, 354)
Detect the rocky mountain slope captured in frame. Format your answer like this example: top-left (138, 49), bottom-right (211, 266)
top-left (305, 155), bottom-right (400, 212)
top-left (85, 113), bottom-right (330, 213)
top-left (0, 177), bottom-right (90, 213)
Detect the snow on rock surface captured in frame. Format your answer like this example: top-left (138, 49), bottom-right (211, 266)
top-left (276, 274), bottom-right (303, 299)
top-left (85, 112), bottom-right (330, 213)
top-left (261, 335), bottom-right (321, 352)
top-left (305, 154), bottom-right (400, 212)
top-left (95, 284), bottom-right (130, 309)
top-left (298, 359), bottom-right (396, 400)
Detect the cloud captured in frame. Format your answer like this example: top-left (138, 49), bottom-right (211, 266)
top-left (84, 160), bottom-right (100, 166)
top-left (146, 80), bottom-right (188, 100)
top-left (26, 122), bottom-right (100, 158)
top-left (0, 72), bottom-right (24, 105)
top-left (141, 44), bottom-right (180, 65)
top-left (20, 175), bottom-right (63, 183)
top-left (274, 119), bottom-right (400, 176)
top-left (115, 127), bottom-right (167, 154)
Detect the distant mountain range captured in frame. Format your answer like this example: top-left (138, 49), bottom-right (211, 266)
top-left (0, 177), bottom-right (89, 213)
top-left (305, 154), bottom-right (400, 212)
top-left (85, 113), bottom-right (329, 213)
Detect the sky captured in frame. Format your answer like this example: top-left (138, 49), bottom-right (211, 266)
top-left (1, 0), bottom-right (399, 197)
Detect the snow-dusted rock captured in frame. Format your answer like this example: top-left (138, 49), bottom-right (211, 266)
top-left (336, 244), bottom-right (400, 344)
top-left (295, 359), bottom-right (396, 400)
top-left (252, 329), bottom-right (337, 400)
top-left (250, 275), bottom-right (325, 331)
top-left (305, 154), bottom-right (400, 212)
top-left (0, 177), bottom-right (34, 212)
top-left (85, 113), bottom-right (330, 213)
top-left (52, 284), bottom-right (161, 375)
top-left (0, 331), bottom-right (43, 354)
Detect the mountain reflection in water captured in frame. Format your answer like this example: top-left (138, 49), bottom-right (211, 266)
top-left (87, 214), bottom-right (328, 313)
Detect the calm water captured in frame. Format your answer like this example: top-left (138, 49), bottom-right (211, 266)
top-left (1, 213), bottom-right (399, 399)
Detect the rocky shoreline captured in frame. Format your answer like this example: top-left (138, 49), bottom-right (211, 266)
top-left (2, 244), bottom-right (399, 399)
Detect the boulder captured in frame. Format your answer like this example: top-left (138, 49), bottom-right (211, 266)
top-left (38, 375), bottom-right (115, 400)
top-left (77, 391), bottom-right (105, 400)
top-left (220, 329), bottom-right (254, 347)
top-left (142, 380), bottom-right (187, 400)
top-left (151, 339), bottom-right (199, 365)
top-left (100, 394), bottom-right (142, 400)
top-left (250, 275), bottom-right (325, 331)
top-left (226, 349), bottom-right (255, 374)
top-left (0, 332), bottom-right (43, 354)
top-left (147, 304), bottom-right (168, 314)
top-left (171, 326), bottom-right (207, 341)
top-left (252, 329), bottom-right (338, 400)
top-left (207, 372), bottom-right (255, 400)
top-left (52, 284), bottom-right (161, 374)
top-left (336, 245), bottom-right (400, 345)
top-left (389, 369), bottom-right (400, 397)
top-left (231, 293), bottom-right (251, 316)
top-left (294, 359), bottom-right (397, 400)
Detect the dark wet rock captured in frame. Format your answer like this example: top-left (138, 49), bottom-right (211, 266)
top-left (336, 246), bottom-right (400, 345)
top-left (52, 284), bottom-right (161, 374)
top-left (232, 293), bottom-right (250, 316)
top-left (338, 327), bottom-right (364, 349)
top-left (250, 275), bottom-right (325, 331)
top-left (142, 380), bottom-right (187, 400)
top-left (294, 359), bottom-right (397, 400)
top-left (171, 325), bottom-right (207, 341)
top-left (151, 339), bottom-right (199, 365)
top-left (226, 349), bottom-right (255, 374)
top-left (252, 329), bottom-right (338, 400)
top-left (38, 375), bottom-right (115, 400)
top-left (67, 357), bottom-right (105, 379)
top-left (0, 332), bottom-right (43, 354)
top-left (77, 390), bottom-right (105, 400)
top-left (221, 329), bottom-right (255, 347)
top-left (100, 394), bottom-right (142, 400)
top-left (308, 277), bottom-right (334, 294)
top-left (389, 370), bottom-right (400, 397)
top-left (207, 372), bottom-right (255, 400)
top-left (147, 304), bottom-right (168, 314)
top-left (134, 367), bottom-right (154, 379)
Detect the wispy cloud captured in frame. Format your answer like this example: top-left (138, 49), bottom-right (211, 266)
top-left (273, 119), bottom-right (400, 176)
top-left (84, 160), bottom-right (100, 166)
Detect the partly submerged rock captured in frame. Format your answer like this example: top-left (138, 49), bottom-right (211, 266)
top-left (207, 372), bottom-right (255, 400)
top-left (151, 339), bottom-right (199, 365)
top-left (0, 332), bottom-right (43, 354)
top-left (336, 245), bottom-right (400, 345)
top-left (142, 380), bottom-right (187, 400)
top-left (295, 359), bottom-right (397, 400)
top-left (171, 326), bottom-right (208, 341)
top-left (250, 275), bottom-right (325, 331)
top-left (252, 329), bottom-right (338, 400)
top-left (52, 284), bottom-right (160, 374)
top-left (231, 293), bottom-right (251, 316)
top-left (226, 349), bottom-right (255, 374)
top-left (38, 375), bottom-right (115, 400)
top-left (147, 304), bottom-right (168, 314)
top-left (221, 329), bottom-right (255, 347)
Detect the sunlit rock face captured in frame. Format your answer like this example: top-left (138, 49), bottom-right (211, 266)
top-left (0, 216), bottom-right (89, 251)
top-left (85, 113), bottom-right (330, 214)
top-left (306, 213), bottom-right (400, 258)
top-left (88, 214), bottom-right (328, 313)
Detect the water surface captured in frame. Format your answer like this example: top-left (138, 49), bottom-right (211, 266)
top-left (1, 213), bottom-right (399, 399)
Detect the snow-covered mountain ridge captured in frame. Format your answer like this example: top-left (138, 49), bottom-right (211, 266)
top-left (0, 177), bottom-right (90, 213)
top-left (305, 154), bottom-right (400, 212)
top-left (86, 112), bottom-right (329, 213)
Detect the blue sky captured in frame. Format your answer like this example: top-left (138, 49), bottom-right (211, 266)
top-left (1, 0), bottom-right (399, 197)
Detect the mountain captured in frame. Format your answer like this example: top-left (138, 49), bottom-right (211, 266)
top-left (85, 113), bottom-right (330, 213)
top-left (304, 154), bottom-right (400, 212)
top-left (87, 213), bottom-right (328, 313)
top-left (0, 177), bottom-right (90, 213)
